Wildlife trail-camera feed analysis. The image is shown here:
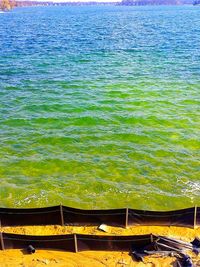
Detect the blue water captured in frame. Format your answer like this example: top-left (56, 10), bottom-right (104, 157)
top-left (0, 5), bottom-right (200, 210)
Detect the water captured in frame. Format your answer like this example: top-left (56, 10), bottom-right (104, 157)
top-left (0, 5), bottom-right (200, 210)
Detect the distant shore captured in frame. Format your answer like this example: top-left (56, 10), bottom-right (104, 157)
top-left (3, 0), bottom-right (197, 9)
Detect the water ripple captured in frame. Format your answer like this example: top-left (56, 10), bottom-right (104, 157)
top-left (0, 6), bottom-right (200, 209)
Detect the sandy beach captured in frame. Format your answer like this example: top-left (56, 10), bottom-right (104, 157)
top-left (1, 225), bottom-right (200, 266)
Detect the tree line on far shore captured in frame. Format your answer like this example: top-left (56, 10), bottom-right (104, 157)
top-left (0, 0), bottom-right (16, 11)
top-left (0, 0), bottom-right (198, 11)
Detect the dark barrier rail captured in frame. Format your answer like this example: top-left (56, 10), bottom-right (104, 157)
top-left (1, 233), bottom-right (75, 251)
top-left (62, 206), bottom-right (127, 227)
top-left (76, 234), bottom-right (152, 252)
top-left (0, 206), bottom-right (61, 227)
top-left (128, 207), bottom-right (195, 228)
top-left (0, 233), bottom-right (154, 252)
top-left (0, 205), bottom-right (198, 228)
top-left (1, 233), bottom-right (197, 267)
top-left (196, 207), bottom-right (200, 226)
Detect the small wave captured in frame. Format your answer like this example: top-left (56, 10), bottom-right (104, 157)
top-left (183, 181), bottom-right (200, 196)
top-left (15, 190), bottom-right (48, 207)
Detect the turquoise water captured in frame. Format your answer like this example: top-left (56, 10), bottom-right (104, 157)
top-left (0, 5), bottom-right (200, 210)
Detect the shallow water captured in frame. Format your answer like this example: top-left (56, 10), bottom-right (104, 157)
top-left (0, 5), bottom-right (200, 210)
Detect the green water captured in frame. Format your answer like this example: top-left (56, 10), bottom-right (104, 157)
top-left (0, 6), bottom-right (200, 210)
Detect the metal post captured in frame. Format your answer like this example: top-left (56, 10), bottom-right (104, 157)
top-left (74, 234), bottom-right (78, 253)
top-left (194, 206), bottom-right (197, 229)
top-left (0, 220), bottom-right (4, 250)
top-left (125, 208), bottom-right (129, 228)
top-left (60, 204), bottom-right (64, 226)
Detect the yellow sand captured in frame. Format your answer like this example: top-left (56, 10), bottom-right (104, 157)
top-left (1, 225), bottom-right (200, 266)
top-left (3, 225), bottom-right (200, 241)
